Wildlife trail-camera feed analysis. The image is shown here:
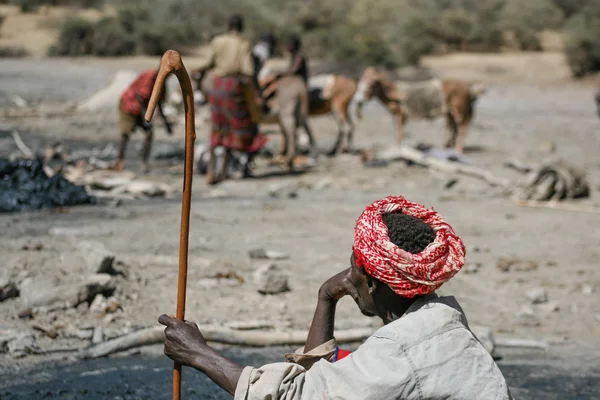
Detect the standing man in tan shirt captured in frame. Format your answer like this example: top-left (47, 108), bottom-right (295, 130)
top-left (196, 14), bottom-right (267, 184)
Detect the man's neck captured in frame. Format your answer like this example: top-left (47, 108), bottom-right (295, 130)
top-left (378, 294), bottom-right (431, 324)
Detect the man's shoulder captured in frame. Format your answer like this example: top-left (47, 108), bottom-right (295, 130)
top-left (373, 296), bottom-right (470, 347)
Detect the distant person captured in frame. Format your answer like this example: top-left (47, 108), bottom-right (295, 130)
top-left (115, 69), bottom-right (172, 173)
top-left (281, 34), bottom-right (308, 84)
top-left (194, 14), bottom-right (267, 183)
top-left (262, 34), bottom-right (308, 99)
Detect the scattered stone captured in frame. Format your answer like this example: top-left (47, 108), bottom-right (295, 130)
top-left (496, 257), bottom-right (515, 272)
top-left (17, 308), bottom-right (33, 319)
top-left (471, 325), bottom-right (495, 355)
top-left (515, 260), bottom-right (538, 272)
top-left (267, 182), bottom-right (299, 199)
top-left (538, 301), bottom-right (560, 314)
top-left (0, 274), bottom-right (19, 302)
top-left (21, 243), bottom-right (44, 251)
top-left (63, 326), bottom-right (94, 341)
top-left (496, 257), bottom-right (538, 273)
top-left (581, 284), bottom-right (594, 295)
top-left (49, 226), bottom-right (113, 238)
top-left (20, 274), bottom-right (115, 310)
top-left (7, 334), bottom-right (36, 358)
top-left (313, 177), bottom-right (333, 190)
top-left (92, 327), bottom-right (104, 345)
top-left (90, 294), bottom-right (108, 315)
top-left (79, 241), bottom-right (118, 275)
top-left (32, 324), bottom-right (59, 339)
top-left (464, 262), bottom-right (482, 275)
top-left (515, 306), bottom-right (541, 327)
top-left (248, 248), bottom-right (290, 261)
top-left (525, 287), bottom-right (548, 304)
top-left (90, 294), bottom-right (121, 316)
top-left (253, 264), bottom-right (289, 295)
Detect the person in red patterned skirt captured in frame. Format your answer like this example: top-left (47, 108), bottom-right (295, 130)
top-left (115, 68), bottom-right (172, 173)
top-left (194, 14), bottom-right (267, 184)
top-left (158, 196), bottom-right (513, 399)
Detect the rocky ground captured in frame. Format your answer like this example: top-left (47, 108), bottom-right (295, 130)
top-left (1, 53), bottom-right (600, 398)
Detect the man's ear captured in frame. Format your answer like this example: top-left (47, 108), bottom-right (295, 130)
top-left (366, 275), bottom-right (378, 294)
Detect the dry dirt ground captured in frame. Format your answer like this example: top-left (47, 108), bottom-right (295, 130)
top-left (1, 52), bottom-right (600, 376)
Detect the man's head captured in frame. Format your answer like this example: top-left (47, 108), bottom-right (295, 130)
top-left (228, 14), bottom-right (244, 32)
top-left (348, 212), bottom-right (436, 318)
top-left (287, 35), bottom-right (302, 53)
top-left (348, 196), bottom-right (466, 321)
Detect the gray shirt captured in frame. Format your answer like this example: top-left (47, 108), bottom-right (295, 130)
top-left (235, 294), bottom-right (513, 399)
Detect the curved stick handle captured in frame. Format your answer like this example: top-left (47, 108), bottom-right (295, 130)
top-left (146, 50), bottom-right (196, 400)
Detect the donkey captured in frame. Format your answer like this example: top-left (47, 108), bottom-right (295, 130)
top-left (354, 66), bottom-right (486, 153)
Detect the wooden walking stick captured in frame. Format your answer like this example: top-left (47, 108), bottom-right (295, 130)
top-left (145, 50), bottom-right (196, 400)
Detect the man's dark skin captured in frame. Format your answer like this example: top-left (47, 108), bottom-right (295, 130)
top-left (158, 253), bottom-right (419, 395)
top-left (117, 86), bottom-right (172, 173)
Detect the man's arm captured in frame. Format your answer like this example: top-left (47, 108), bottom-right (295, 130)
top-left (158, 315), bottom-right (243, 395)
top-left (304, 268), bottom-right (358, 353)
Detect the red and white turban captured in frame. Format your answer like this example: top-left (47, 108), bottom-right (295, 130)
top-left (353, 196), bottom-right (465, 298)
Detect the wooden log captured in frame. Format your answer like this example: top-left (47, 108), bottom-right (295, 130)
top-left (79, 325), bottom-right (375, 359)
top-left (514, 199), bottom-right (600, 214)
top-left (373, 146), bottom-right (510, 188)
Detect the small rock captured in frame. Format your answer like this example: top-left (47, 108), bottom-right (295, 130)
top-left (253, 264), bottom-right (289, 295)
top-left (248, 248), bottom-right (290, 260)
top-left (525, 287), bottom-right (548, 304)
top-left (63, 326), bottom-right (93, 340)
top-left (515, 260), bottom-right (538, 272)
top-left (515, 306), bottom-right (541, 327)
top-left (464, 263), bottom-right (482, 274)
top-left (78, 241), bottom-right (118, 275)
top-left (0, 274), bottom-right (19, 302)
top-left (471, 326), bottom-right (495, 355)
top-left (20, 274), bottom-right (115, 310)
top-left (7, 334), bottom-right (36, 358)
top-left (496, 257), bottom-right (516, 272)
top-left (92, 327), bottom-right (103, 345)
top-left (267, 182), bottom-right (299, 199)
top-left (89, 294), bottom-right (108, 315)
top-left (538, 301), bottom-right (560, 314)
top-left (313, 177), bottom-right (333, 190)
top-left (581, 284), bottom-right (594, 295)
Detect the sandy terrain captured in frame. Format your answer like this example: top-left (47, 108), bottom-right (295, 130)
top-left (1, 50), bottom-right (599, 377)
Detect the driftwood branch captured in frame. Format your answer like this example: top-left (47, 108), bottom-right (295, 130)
top-left (373, 146), bottom-right (510, 188)
top-left (12, 130), bottom-right (34, 158)
top-left (514, 199), bottom-right (600, 214)
top-left (80, 325), bottom-right (375, 359)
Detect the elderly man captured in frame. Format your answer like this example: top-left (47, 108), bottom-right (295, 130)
top-left (116, 68), bottom-right (172, 173)
top-left (195, 14), bottom-right (266, 183)
top-left (159, 196), bottom-right (513, 399)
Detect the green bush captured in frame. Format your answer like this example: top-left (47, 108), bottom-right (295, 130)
top-left (92, 17), bottom-right (136, 56)
top-left (50, 18), bottom-right (94, 56)
top-left (499, 0), bottom-right (564, 50)
top-left (564, 6), bottom-right (600, 77)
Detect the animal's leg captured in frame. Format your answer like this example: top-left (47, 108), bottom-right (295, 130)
top-left (280, 113), bottom-right (297, 171)
top-left (301, 117), bottom-right (317, 157)
top-left (343, 108), bottom-right (354, 152)
top-left (454, 122), bottom-right (467, 153)
top-left (444, 112), bottom-right (458, 148)
top-left (206, 144), bottom-right (217, 185)
top-left (328, 110), bottom-right (345, 156)
top-left (394, 110), bottom-right (407, 144)
top-left (141, 128), bottom-right (153, 174)
top-left (115, 134), bottom-right (129, 171)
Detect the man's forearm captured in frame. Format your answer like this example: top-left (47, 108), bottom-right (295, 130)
top-left (304, 291), bottom-right (337, 353)
top-left (192, 346), bottom-right (244, 396)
